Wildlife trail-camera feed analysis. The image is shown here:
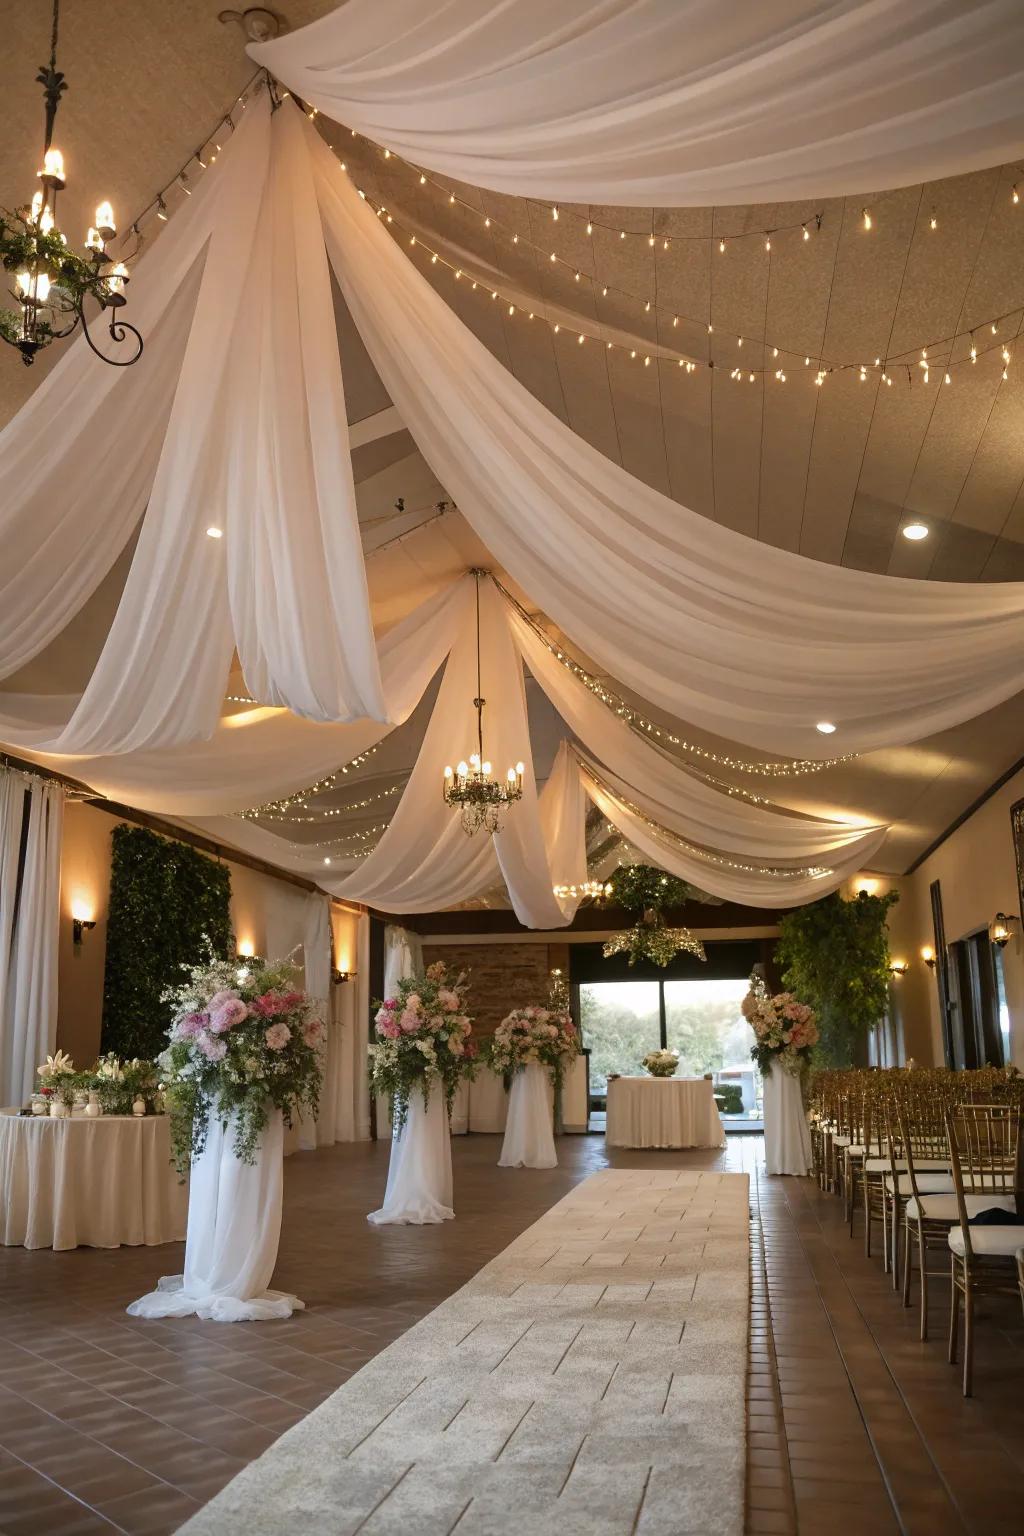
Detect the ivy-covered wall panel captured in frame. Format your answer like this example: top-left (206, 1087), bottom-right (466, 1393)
top-left (101, 825), bottom-right (233, 1060)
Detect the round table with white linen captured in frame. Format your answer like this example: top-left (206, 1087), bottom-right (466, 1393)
top-left (0, 1110), bottom-right (187, 1250)
top-left (605, 1076), bottom-right (726, 1150)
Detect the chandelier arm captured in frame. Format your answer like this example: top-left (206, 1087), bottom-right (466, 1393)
top-left (77, 300), bottom-right (144, 367)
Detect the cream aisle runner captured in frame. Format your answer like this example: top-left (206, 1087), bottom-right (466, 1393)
top-left (181, 1170), bottom-right (749, 1536)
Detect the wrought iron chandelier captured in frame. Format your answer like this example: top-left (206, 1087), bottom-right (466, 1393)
top-left (1, 0), bottom-right (142, 367)
top-left (442, 571), bottom-right (524, 835)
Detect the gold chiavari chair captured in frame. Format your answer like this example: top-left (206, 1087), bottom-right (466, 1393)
top-left (946, 1102), bottom-right (1024, 1396)
top-left (891, 1098), bottom-right (958, 1335)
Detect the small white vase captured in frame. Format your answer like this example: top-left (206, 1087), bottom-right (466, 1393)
top-left (49, 1100), bottom-right (69, 1118)
top-left (84, 1093), bottom-right (102, 1119)
top-left (30, 1096), bottom-right (47, 1116)
top-left (132, 1097), bottom-right (146, 1117)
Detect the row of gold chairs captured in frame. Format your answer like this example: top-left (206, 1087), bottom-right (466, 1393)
top-left (808, 1067), bottom-right (1024, 1395)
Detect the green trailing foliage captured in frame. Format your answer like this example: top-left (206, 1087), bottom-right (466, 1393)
top-left (101, 825), bottom-right (233, 1061)
top-left (606, 864), bottom-right (715, 913)
top-left (775, 890), bottom-right (898, 1066)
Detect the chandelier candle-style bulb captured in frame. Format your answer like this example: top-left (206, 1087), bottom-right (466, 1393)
top-left (105, 261), bottom-right (129, 298)
top-left (39, 147), bottom-right (65, 188)
top-left (85, 226), bottom-right (104, 253)
top-left (94, 201), bottom-right (116, 240)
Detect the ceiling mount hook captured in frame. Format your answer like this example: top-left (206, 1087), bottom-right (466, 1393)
top-left (218, 8), bottom-right (281, 44)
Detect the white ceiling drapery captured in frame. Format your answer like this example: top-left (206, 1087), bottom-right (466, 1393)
top-left (253, 0), bottom-right (1024, 205)
top-left (312, 125), bottom-right (1024, 759)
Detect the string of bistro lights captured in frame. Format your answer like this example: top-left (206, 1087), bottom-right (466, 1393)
top-left (490, 579), bottom-right (852, 779)
top-left (236, 744), bottom-right (383, 819)
top-left (251, 778), bottom-right (406, 824)
top-left (578, 756), bottom-right (834, 882)
top-left (360, 192), bottom-right (1020, 386)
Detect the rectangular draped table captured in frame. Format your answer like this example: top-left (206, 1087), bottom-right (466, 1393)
top-left (605, 1076), bottom-right (727, 1150)
top-left (0, 1110), bottom-right (188, 1250)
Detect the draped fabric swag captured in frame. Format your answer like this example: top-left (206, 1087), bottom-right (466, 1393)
top-left (251, 0), bottom-right (1024, 205)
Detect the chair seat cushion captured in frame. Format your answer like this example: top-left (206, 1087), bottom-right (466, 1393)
top-left (948, 1223), bottom-right (1024, 1257)
top-left (908, 1193), bottom-right (1016, 1222)
top-left (849, 1145), bottom-right (885, 1159)
top-left (832, 1136), bottom-right (852, 1147)
top-left (887, 1172), bottom-right (954, 1195)
top-left (865, 1156), bottom-right (949, 1173)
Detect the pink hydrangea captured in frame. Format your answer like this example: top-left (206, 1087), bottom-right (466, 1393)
top-left (208, 990), bottom-right (240, 1012)
top-left (209, 997), bottom-right (249, 1034)
top-left (302, 1018), bottom-right (325, 1046)
top-left (196, 1032), bottom-right (227, 1061)
top-left (265, 1022), bottom-right (291, 1051)
top-left (399, 1008), bottom-right (421, 1033)
top-left (174, 1010), bottom-right (208, 1040)
top-left (378, 1015), bottom-right (402, 1039)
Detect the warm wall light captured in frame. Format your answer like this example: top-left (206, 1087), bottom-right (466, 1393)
top-left (237, 939), bottom-right (255, 957)
top-left (920, 945), bottom-right (936, 969)
top-left (855, 878), bottom-right (880, 897)
top-left (989, 912), bottom-right (1019, 948)
top-left (332, 969), bottom-right (352, 985)
top-left (888, 959), bottom-right (909, 977)
top-left (72, 916), bottom-right (96, 946)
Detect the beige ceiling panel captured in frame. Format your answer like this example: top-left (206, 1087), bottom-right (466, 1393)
top-left (885, 172), bottom-right (998, 358)
top-left (903, 373), bottom-right (1008, 526)
top-left (755, 382), bottom-right (820, 551)
top-left (799, 378), bottom-right (877, 562)
top-left (820, 188), bottom-right (922, 363)
top-left (657, 357), bottom-right (715, 517)
top-left (857, 383), bottom-right (934, 511)
top-left (945, 371), bottom-right (1024, 542)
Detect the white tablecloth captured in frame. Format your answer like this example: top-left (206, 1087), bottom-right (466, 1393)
top-left (0, 1110), bottom-right (187, 1250)
top-left (605, 1077), bottom-right (726, 1149)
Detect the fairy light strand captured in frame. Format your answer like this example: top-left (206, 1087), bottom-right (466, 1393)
top-left (236, 744), bottom-right (382, 819)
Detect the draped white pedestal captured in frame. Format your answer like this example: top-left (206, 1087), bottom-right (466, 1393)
top-left (498, 1063), bottom-right (557, 1169)
top-left (127, 1106), bottom-right (302, 1322)
top-left (763, 1067), bottom-right (813, 1176)
top-left (368, 1087), bottom-right (454, 1226)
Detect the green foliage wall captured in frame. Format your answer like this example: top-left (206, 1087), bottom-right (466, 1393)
top-left (101, 825), bottom-right (233, 1060)
top-left (775, 890), bottom-right (898, 1066)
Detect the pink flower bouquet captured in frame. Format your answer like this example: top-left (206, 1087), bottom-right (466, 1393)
top-left (371, 961), bottom-right (476, 1128)
top-left (488, 1004), bottom-right (580, 1091)
top-left (160, 955), bottom-right (325, 1169)
top-left (742, 977), bottom-right (819, 1076)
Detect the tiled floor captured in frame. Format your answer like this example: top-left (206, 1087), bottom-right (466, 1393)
top-left (0, 1134), bottom-right (1021, 1534)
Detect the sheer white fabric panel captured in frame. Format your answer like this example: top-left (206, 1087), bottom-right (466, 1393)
top-left (0, 111), bottom-right (245, 678)
top-left (253, 0), bottom-right (1024, 204)
top-left (224, 106), bottom-right (384, 725)
top-left (0, 579), bottom-right (467, 813)
top-left (339, 578), bottom-right (566, 927)
top-left (289, 895), bottom-right (333, 1150)
top-left (313, 133), bottom-right (1024, 759)
top-left (513, 607), bottom-right (887, 863)
top-left (1, 778), bottom-right (63, 1106)
top-left (578, 757), bottom-right (883, 906)
top-left (47, 105), bottom-right (274, 755)
top-left (539, 741), bottom-right (588, 923)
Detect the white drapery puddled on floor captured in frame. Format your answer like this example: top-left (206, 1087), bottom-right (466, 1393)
top-left (763, 1068), bottom-right (814, 1177)
top-left (498, 1064), bottom-right (557, 1170)
top-left (367, 1088), bottom-right (455, 1226)
top-left (127, 1106), bottom-right (301, 1322)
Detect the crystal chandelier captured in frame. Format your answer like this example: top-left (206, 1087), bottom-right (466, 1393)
top-left (442, 571), bottom-right (524, 835)
top-left (1, 0), bottom-right (142, 367)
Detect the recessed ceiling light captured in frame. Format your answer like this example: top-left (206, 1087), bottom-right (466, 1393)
top-left (902, 522), bottom-right (929, 541)
top-left (815, 721), bottom-right (837, 735)
top-left (323, 856), bottom-right (332, 865)
top-left (206, 526), bottom-right (223, 539)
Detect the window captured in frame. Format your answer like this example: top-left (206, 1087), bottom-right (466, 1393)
top-left (946, 930), bottom-right (1004, 1068)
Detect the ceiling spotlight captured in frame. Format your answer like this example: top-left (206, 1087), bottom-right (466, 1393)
top-left (323, 856), bottom-right (332, 865)
top-left (206, 526), bottom-right (223, 539)
top-left (815, 721), bottom-right (837, 735)
top-left (902, 521), bottom-right (929, 541)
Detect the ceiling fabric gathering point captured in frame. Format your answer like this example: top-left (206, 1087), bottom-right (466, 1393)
top-left (252, 0), bottom-right (1024, 205)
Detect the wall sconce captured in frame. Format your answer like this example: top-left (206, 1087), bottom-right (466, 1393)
top-left (888, 959), bottom-right (909, 978)
top-left (332, 969), bottom-right (352, 985)
top-left (920, 945), bottom-right (936, 970)
top-left (72, 917), bottom-right (96, 947)
top-left (989, 913), bottom-right (1019, 948)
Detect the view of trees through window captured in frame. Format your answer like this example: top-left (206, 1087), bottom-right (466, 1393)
top-left (580, 977), bottom-right (761, 1120)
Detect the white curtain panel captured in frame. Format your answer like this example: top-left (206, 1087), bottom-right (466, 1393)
top-left (0, 109), bottom-right (256, 680)
top-left (1, 776), bottom-right (63, 1106)
top-left (510, 599), bottom-right (888, 864)
top-left (253, 0), bottom-right (1024, 204)
top-left (312, 123), bottom-right (1024, 759)
top-left (0, 577), bottom-right (470, 815)
top-left (337, 577), bottom-right (566, 926)
top-left (577, 754), bottom-right (874, 906)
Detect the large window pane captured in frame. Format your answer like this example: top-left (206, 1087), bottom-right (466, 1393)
top-left (580, 981), bottom-right (661, 1094)
top-left (664, 977), bottom-right (759, 1121)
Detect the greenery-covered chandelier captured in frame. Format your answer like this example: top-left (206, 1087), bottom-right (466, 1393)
top-left (1, 0), bottom-right (143, 367)
top-left (443, 571), bottom-right (524, 835)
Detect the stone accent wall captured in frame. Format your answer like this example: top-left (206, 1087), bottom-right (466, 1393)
top-left (421, 942), bottom-right (556, 1037)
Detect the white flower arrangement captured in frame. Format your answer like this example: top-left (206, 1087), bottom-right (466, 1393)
top-left (642, 1048), bottom-right (679, 1078)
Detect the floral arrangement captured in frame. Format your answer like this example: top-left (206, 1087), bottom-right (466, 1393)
top-left (742, 975), bottom-right (819, 1076)
top-left (642, 1048), bottom-right (679, 1078)
top-left (90, 1054), bottom-right (160, 1115)
top-left (370, 961), bottom-right (477, 1130)
top-left (159, 954), bottom-right (325, 1171)
top-left (35, 1050), bottom-right (79, 1106)
top-left (601, 863), bottom-right (713, 968)
top-left (488, 1004), bottom-right (580, 1091)
top-left (603, 923), bottom-right (705, 968)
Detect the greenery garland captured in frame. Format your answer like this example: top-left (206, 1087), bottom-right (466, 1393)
top-left (101, 825), bottom-right (234, 1061)
top-left (776, 890), bottom-right (898, 1066)
top-left (602, 863), bottom-right (709, 967)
